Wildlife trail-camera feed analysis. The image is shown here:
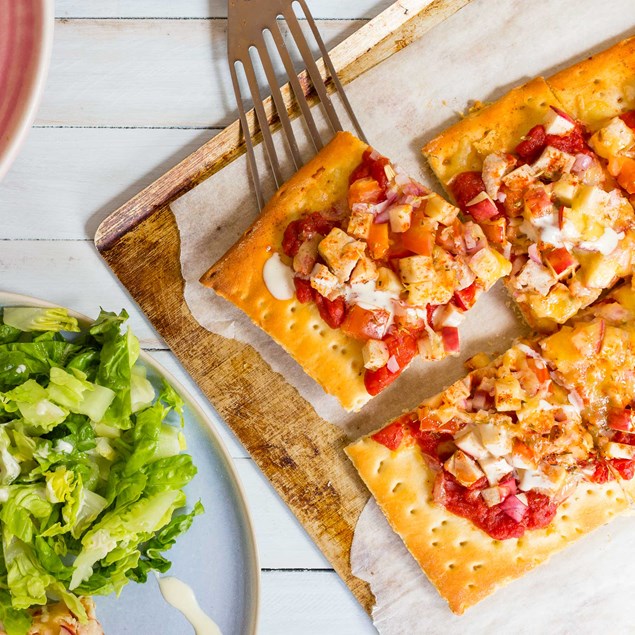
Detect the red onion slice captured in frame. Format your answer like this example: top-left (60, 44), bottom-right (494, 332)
top-left (500, 493), bottom-right (528, 522)
top-left (571, 153), bottom-right (592, 174)
top-left (528, 242), bottom-right (542, 264)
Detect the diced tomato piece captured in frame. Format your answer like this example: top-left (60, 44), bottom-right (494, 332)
top-left (611, 431), bottom-right (635, 446)
top-left (370, 156), bottom-right (390, 190)
top-left (619, 111), bottom-right (635, 130)
top-left (282, 219), bottom-right (303, 257)
top-left (590, 461), bottom-right (612, 484)
top-left (418, 411), bottom-right (442, 431)
top-left (387, 233), bottom-right (411, 259)
top-left (313, 293), bottom-right (346, 329)
top-left (527, 357), bottom-right (550, 383)
top-left (544, 246), bottom-right (577, 275)
top-left (454, 282), bottom-right (478, 310)
top-left (401, 211), bottom-right (435, 256)
top-left (348, 177), bottom-right (385, 206)
top-left (617, 157), bottom-right (635, 195)
top-left (545, 129), bottom-right (587, 155)
top-left (293, 277), bottom-right (313, 303)
top-left (371, 421), bottom-right (404, 451)
top-left (466, 196), bottom-right (499, 222)
top-left (515, 124), bottom-right (546, 162)
top-left (450, 171), bottom-right (486, 210)
top-left (349, 150), bottom-right (372, 184)
top-left (480, 218), bottom-right (507, 244)
top-left (341, 305), bottom-right (391, 341)
top-left (610, 458), bottom-right (635, 480)
top-left (608, 407), bottom-right (634, 432)
top-left (363, 331), bottom-right (418, 396)
top-left (368, 222), bottom-right (390, 260)
top-left (441, 326), bottom-right (460, 354)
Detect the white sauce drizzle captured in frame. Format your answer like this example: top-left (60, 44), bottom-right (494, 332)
top-left (158, 576), bottom-right (222, 635)
top-left (345, 281), bottom-right (400, 332)
top-left (263, 253), bottom-right (295, 300)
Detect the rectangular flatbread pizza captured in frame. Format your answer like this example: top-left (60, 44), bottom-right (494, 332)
top-left (423, 77), bottom-right (635, 332)
top-left (201, 132), bottom-right (510, 411)
top-left (548, 36), bottom-right (635, 204)
top-left (346, 282), bottom-right (635, 614)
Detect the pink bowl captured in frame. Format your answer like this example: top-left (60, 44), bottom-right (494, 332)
top-left (0, 0), bottom-right (54, 180)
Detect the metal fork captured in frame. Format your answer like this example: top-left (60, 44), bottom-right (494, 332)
top-left (227, 0), bottom-right (367, 210)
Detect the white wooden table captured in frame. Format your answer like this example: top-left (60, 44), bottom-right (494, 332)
top-left (0, 1), bottom-right (398, 633)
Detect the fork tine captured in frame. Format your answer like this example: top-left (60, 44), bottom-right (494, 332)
top-left (269, 23), bottom-right (324, 153)
top-left (230, 61), bottom-right (265, 211)
top-left (241, 54), bottom-right (284, 189)
top-left (257, 33), bottom-right (302, 171)
top-left (295, 0), bottom-right (367, 144)
top-left (281, 6), bottom-right (343, 136)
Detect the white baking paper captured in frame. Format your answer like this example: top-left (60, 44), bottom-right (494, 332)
top-left (170, 0), bottom-right (635, 631)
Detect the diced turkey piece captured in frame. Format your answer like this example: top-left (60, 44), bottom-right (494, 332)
top-left (515, 259), bottom-right (557, 296)
top-left (603, 441), bottom-right (635, 459)
top-left (502, 164), bottom-right (536, 190)
top-left (349, 255), bottom-right (378, 285)
top-left (310, 263), bottom-right (343, 300)
top-left (376, 266), bottom-right (403, 294)
top-left (517, 467), bottom-right (553, 492)
top-left (398, 255), bottom-right (434, 284)
top-left (482, 152), bottom-right (516, 199)
top-left (389, 204), bottom-right (413, 233)
top-left (543, 108), bottom-right (576, 135)
top-left (293, 235), bottom-right (321, 275)
top-left (531, 146), bottom-right (576, 178)
top-left (347, 209), bottom-right (374, 240)
top-left (468, 247), bottom-right (512, 289)
top-left (417, 331), bottom-right (446, 361)
top-left (479, 423), bottom-right (512, 457)
top-left (424, 196), bottom-right (460, 225)
top-left (481, 486), bottom-right (504, 507)
top-left (318, 227), bottom-right (365, 281)
top-left (494, 375), bottom-right (524, 411)
top-left (589, 116), bottom-right (635, 159)
top-left (433, 303), bottom-right (465, 328)
top-left (478, 456), bottom-right (513, 486)
top-left (454, 430), bottom-right (489, 460)
top-left (444, 450), bottom-right (485, 487)
top-left (362, 339), bottom-right (390, 371)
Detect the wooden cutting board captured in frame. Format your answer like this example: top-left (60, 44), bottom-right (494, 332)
top-left (95, 0), bottom-right (471, 614)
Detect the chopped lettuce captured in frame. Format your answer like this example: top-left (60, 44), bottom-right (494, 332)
top-left (2, 308), bottom-right (80, 334)
top-left (0, 307), bottom-right (202, 631)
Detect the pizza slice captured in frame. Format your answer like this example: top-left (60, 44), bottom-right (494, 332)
top-left (548, 36), bottom-right (635, 204)
top-left (346, 287), bottom-right (635, 613)
top-left (201, 131), bottom-right (510, 411)
top-left (423, 77), bottom-right (635, 332)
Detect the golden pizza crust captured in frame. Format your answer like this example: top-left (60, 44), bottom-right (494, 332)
top-left (548, 36), bottom-right (635, 130)
top-left (346, 436), bottom-right (629, 614)
top-left (422, 77), bottom-right (560, 193)
top-left (201, 131), bottom-right (370, 411)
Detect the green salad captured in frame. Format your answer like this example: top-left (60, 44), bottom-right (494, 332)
top-left (0, 306), bottom-right (203, 635)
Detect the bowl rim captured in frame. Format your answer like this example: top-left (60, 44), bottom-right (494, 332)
top-left (0, 0), bottom-right (55, 181)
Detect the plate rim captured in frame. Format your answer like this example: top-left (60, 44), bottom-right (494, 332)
top-left (0, 290), bottom-right (261, 634)
top-left (0, 0), bottom-right (55, 181)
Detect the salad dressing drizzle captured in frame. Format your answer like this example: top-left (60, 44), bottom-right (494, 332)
top-left (158, 575), bottom-right (222, 635)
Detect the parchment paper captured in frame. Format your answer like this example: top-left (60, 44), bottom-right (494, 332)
top-left (171, 0), bottom-right (635, 631)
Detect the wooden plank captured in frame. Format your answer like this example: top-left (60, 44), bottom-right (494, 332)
top-left (234, 458), bottom-right (330, 569)
top-left (260, 571), bottom-right (375, 635)
top-left (94, 0), bottom-right (473, 617)
top-left (0, 128), bottom-right (209, 239)
top-left (38, 19), bottom-right (363, 127)
top-left (55, 0), bottom-right (395, 20)
top-left (99, 205), bottom-right (375, 611)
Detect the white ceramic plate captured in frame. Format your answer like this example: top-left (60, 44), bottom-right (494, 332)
top-left (0, 0), bottom-right (54, 180)
top-left (0, 292), bottom-right (260, 634)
